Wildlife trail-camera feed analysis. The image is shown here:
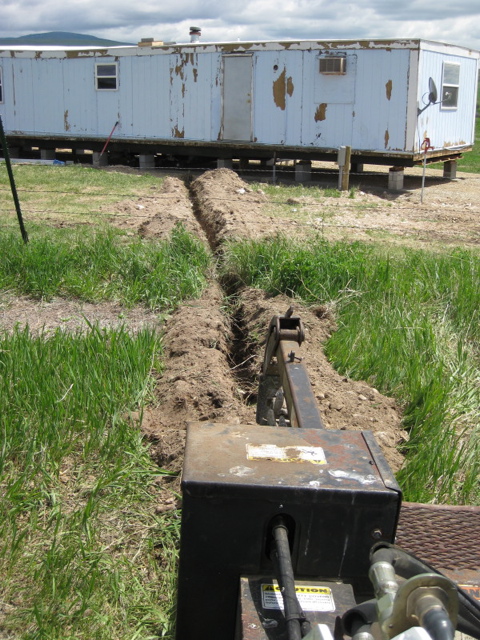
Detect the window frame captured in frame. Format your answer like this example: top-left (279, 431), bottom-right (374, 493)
top-left (95, 62), bottom-right (118, 91)
top-left (318, 56), bottom-right (347, 76)
top-left (440, 62), bottom-right (460, 110)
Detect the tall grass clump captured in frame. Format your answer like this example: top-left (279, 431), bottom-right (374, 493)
top-left (223, 236), bottom-right (480, 504)
top-left (0, 326), bottom-right (179, 639)
top-left (0, 223), bottom-right (210, 309)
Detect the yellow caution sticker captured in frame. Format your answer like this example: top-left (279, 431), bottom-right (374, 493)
top-left (459, 584), bottom-right (480, 601)
top-left (261, 583), bottom-right (335, 612)
top-left (246, 444), bottom-right (327, 465)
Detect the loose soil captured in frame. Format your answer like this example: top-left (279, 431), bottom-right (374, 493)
top-left (2, 166), bottom-right (479, 511)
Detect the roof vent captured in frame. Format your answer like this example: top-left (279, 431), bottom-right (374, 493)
top-left (138, 37), bottom-right (164, 47)
top-left (190, 26), bottom-right (201, 43)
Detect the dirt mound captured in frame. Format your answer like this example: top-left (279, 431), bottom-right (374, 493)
top-left (136, 283), bottom-right (256, 477)
top-left (190, 168), bottom-right (278, 247)
top-left (110, 177), bottom-right (206, 241)
top-left (140, 177), bottom-right (206, 241)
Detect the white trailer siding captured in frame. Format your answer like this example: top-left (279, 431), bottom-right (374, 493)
top-left (416, 44), bottom-right (479, 152)
top-left (351, 49), bottom-right (412, 152)
top-left (0, 39), bottom-right (478, 165)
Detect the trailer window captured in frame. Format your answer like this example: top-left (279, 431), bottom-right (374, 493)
top-left (441, 62), bottom-right (460, 109)
top-left (0, 67), bottom-right (3, 103)
top-left (95, 63), bottom-right (118, 90)
top-left (319, 56), bottom-right (346, 75)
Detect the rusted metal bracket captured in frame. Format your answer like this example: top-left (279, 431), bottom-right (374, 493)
top-left (257, 308), bottom-right (325, 429)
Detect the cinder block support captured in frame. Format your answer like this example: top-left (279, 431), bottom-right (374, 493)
top-left (388, 167), bottom-right (404, 191)
top-left (92, 152), bottom-right (108, 167)
top-left (239, 158), bottom-right (249, 172)
top-left (40, 149), bottom-right (56, 160)
top-left (139, 154), bottom-right (155, 169)
top-left (7, 147), bottom-right (20, 158)
top-left (295, 160), bottom-right (312, 183)
top-left (351, 162), bottom-right (364, 174)
top-left (217, 158), bottom-right (233, 169)
top-left (443, 160), bottom-right (457, 179)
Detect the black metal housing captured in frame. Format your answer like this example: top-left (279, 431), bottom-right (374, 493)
top-left (175, 422), bottom-right (401, 640)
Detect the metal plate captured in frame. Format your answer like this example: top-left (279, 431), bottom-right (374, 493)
top-left (396, 501), bottom-right (480, 594)
top-left (182, 421), bottom-right (400, 495)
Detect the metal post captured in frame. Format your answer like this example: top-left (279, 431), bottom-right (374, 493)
top-left (0, 116), bottom-right (28, 243)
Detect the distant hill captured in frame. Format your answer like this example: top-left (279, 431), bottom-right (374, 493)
top-left (0, 31), bottom-right (134, 47)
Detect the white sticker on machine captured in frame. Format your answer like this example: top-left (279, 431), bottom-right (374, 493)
top-left (246, 444), bottom-right (327, 465)
top-left (261, 584), bottom-right (335, 612)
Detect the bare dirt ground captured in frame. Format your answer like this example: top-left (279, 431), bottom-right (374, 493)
top-left (319, 167), bottom-right (480, 247)
top-left (1, 166), bottom-right (478, 509)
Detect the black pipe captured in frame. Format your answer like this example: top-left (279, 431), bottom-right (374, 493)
top-left (271, 518), bottom-right (310, 640)
top-left (0, 116), bottom-right (28, 244)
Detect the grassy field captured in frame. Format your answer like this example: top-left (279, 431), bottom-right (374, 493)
top-left (0, 326), bottom-right (179, 639)
top-left (0, 222), bottom-right (210, 308)
top-left (450, 114), bottom-right (480, 173)
top-left (0, 164), bottom-right (162, 223)
top-left (0, 165), bottom-right (212, 638)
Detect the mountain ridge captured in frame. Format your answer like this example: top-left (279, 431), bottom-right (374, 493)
top-left (0, 31), bottom-right (134, 46)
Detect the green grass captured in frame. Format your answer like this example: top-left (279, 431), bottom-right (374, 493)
top-left (222, 236), bottom-right (480, 504)
top-left (0, 223), bottom-right (211, 309)
top-left (0, 164), bottom-right (163, 222)
top-left (457, 115), bottom-right (480, 172)
top-left (0, 325), bottom-right (179, 639)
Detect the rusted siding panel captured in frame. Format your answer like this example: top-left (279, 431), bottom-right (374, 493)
top-left (302, 51), bottom-right (357, 148)
top-left (351, 49), bottom-right (410, 151)
top-left (253, 50), bottom-right (303, 145)
top-left (128, 55), bottom-right (171, 139)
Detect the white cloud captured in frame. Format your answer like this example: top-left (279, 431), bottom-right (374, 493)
top-left (1, 0), bottom-right (479, 51)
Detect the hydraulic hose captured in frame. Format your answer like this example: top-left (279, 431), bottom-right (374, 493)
top-left (271, 518), bottom-right (311, 640)
top-left (371, 543), bottom-right (480, 640)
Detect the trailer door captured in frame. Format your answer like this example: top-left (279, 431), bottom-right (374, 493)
top-left (222, 55), bottom-right (253, 141)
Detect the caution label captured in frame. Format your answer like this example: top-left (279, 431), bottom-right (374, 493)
top-left (246, 444), bottom-right (327, 465)
top-left (261, 584), bottom-right (335, 612)
top-left (459, 584), bottom-right (480, 601)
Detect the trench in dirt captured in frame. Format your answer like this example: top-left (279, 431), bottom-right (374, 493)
top-left (138, 169), bottom-right (406, 505)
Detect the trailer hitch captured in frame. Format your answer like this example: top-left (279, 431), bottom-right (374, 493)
top-left (257, 308), bottom-right (325, 430)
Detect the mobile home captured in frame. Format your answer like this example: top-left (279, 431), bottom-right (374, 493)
top-left (0, 37), bottom-right (478, 181)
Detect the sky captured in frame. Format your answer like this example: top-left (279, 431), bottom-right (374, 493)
top-left (1, 0), bottom-right (480, 51)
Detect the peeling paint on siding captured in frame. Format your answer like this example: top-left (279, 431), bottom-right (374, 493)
top-left (193, 68), bottom-right (198, 82)
top-left (385, 129), bottom-right (390, 148)
top-left (444, 140), bottom-right (467, 147)
top-left (287, 76), bottom-right (294, 97)
top-left (273, 68), bottom-right (294, 110)
top-left (386, 79), bottom-right (392, 100)
top-left (315, 103), bottom-right (327, 122)
top-left (273, 69), bottom-right (287, 110)
top-left (65, 49), bottom-right (108, 59)
top-left (172, 126), bottom-right (184, 138)
top-left (64, 110), bottom-right (70, 131)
